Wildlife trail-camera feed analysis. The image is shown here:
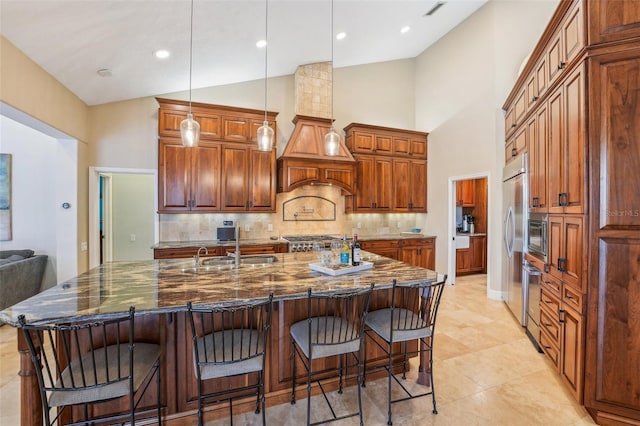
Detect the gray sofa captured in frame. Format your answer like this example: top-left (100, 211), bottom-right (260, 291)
top-left (0, 250), bottom-right (48, 315)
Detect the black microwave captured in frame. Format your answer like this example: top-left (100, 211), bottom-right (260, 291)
top-left (527, 213), bottom-right (547, 262)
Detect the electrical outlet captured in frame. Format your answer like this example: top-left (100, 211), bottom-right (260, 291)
top-left (397, 222), bottom-right (402, 229)
top-left (130, 234), bottom-right (136, 242)
top-left (267, 224), bottom-right (273, 232)
top-left (244, 224), bottom-right (250, 232)
top-left (357, 222), bottom-right (361, 229)
top-left (80, 242), bottom-right (88, 251)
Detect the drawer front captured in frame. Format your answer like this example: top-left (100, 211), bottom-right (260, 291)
top-left (562, 283), bottom-right (584, 314)
top-left (541, 273), bottom-right (561, 299)
top-left (540, 329), bottom-right (560, 369)
top-left (360, 240), bottom-right (400, 250)
top-left (541, 287), bottom-right (560, 316)
top-left (540, 306), bottom-right (561, 343)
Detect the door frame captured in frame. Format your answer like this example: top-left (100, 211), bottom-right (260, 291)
top-left (448, 172), bottom-right (491, 285)
top-left (89, 167), bottom-right (158, 269)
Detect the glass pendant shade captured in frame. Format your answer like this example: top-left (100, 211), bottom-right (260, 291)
top-left (324, 127), bottom-right (340, 156)
top-left (257, 120), bottom-right (274, 151)
top-left (180, 113), bottom-right (200, 147)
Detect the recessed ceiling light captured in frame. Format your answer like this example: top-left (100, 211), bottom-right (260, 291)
top-left (96, 68), bottom-right (112, 77)
top-left (336, 32), bottom-right (347, 40)
top-left (256, 39), bottom-right (267, 48)
top-left (154, 50), bottom-right (170, 59)
top-left (400, 26), bottom-right (411, 34)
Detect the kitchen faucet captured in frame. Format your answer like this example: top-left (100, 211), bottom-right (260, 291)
top-left (194, 246), bottom-right (208, 267)
top-left (226, 224), bottom-right (241, 267)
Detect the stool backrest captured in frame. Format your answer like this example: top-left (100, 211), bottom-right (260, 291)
top-left (389, 274), bottom-right (447, 335)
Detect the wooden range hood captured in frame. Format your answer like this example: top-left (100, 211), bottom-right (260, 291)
top-left (277, 115), bottom-right (356, 193)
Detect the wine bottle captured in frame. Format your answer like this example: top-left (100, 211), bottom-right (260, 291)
top-left (351, 234), bottom-right (361, 266)
top-left (340, 234), bottom-right (350, 265)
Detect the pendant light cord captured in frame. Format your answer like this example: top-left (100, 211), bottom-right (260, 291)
top-left (264, 0), bottom-right (269, 122)
top-left (330, 0), bottom-right (334, 128)
top-left (188, 0), bottom-right (194, 114)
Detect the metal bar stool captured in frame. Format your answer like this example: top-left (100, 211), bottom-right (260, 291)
top-left (290, 284), bottom-right (374, 426)
top-left (18, 306), bottom-right (162, 425)
top-left (187, 293), bottom-right (273, 426)
top-left (363, 274), bottom-right (447, 425)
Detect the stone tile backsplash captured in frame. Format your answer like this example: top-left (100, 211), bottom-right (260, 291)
top-left (159, 185), bottom-right (424, 241)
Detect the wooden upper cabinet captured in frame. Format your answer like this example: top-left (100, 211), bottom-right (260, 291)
top-left (588, 0), bottom-right (640, 45)
top-left (505, 106), bottom-right (516, 138)
top-left (456, 179), bottom-right (475, 207)
top-left (506, 125), bottom-right (527, 164)
top-left (221, 146), bottom-right (276, 212)
top-left (158, 138), bottom-right (221, 213)
top-left (344, 123), bottom-right (428, 159)
top-left (156, 98), bottom-right (278, 213)
top-left (529, 103), bottom-right (548, 211)
top-left (513, 88), bottom-right (528, 128)
top-left (548, 1), bottom-right (584, 87)
top-left (354, 156), bottom-right (393, 211)
top-left (394, 159), bottom-right (427, 212)
top-left (548, 214), bottom-right (584, 292)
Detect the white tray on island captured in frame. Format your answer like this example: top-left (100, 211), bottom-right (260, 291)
top-left (309, 261), bottom-right (373, 276)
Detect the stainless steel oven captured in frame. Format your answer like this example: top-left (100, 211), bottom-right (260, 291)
top-left (527, 213), bottom-right (547, 262)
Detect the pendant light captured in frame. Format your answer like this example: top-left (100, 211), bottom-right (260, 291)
top-left (257, 0), bottom-right (274, 151)
top-left (324, 0), bottom-right (340, 156)
top-left (180, 0), bottom-right (200, 147)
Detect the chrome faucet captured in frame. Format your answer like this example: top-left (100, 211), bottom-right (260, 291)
top-left (194, 246), bottom-right (208, 267)
top-left (225, 225), bottom-right (241, 267)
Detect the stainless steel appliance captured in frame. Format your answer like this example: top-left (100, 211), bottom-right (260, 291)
top-left (527, 213), bottom-right (548, 262)
top-left (282, 235), bottom-right (339, 252)
top-left (502, 154), bottom-right (528, 326)
top-left (524, 261), bottom-right (543, 351)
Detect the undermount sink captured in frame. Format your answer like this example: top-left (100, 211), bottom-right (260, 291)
top-left (239, 255), bottom-right (278, 266)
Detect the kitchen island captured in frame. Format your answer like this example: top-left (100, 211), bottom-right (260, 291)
top-left (1, 251), bottom-right (441, 425)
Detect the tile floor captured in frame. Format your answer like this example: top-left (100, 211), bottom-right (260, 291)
top-left (0, 275), bottom-right (596, 425)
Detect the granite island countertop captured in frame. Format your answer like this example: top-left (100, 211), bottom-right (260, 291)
top-left (0, 251), bottom-right (440, 326)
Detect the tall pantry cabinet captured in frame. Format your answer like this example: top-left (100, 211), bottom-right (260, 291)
top-left (503, 1), bottom-right (640, 424)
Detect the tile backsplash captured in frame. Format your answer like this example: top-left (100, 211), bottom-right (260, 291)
top-left (159, 185), bottom-right (424, 241)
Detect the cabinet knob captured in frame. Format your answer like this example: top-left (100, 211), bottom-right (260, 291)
top-left (511, 123), bottom-right (516, 128)
top-left (512, 147), bottom-right (517, 157)
top-left (532, 196), bottom-right (539, 208)
top-left (557, 61), bottom-right (566, 70)
top-left (531, 96), bottom-right (538, 102)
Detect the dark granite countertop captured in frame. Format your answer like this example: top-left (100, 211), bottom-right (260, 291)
top-left (0, 251), bottom-right (439, 326)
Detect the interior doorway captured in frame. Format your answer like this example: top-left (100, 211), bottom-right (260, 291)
top-left (89, 167), bottom-right (158, 269)
top-left (448, 173), bottom-right (490, 284)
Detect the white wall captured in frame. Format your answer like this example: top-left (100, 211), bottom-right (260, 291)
top-left (0, 115), bottom-right (78, 288)
top-left (111, 174), bottom-right (155, 261)
top-left (415, 0), bottom-right (559, 297)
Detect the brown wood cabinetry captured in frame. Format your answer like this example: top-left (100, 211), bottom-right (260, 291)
top-left (456, 235), bottom-right (486, 275)
top-left (548, 64), bottom-right (586, 214)
top-left (398, 238), bottom-right (435, 270)
top-left (157, 98), bottom-right (277, 213)
top-left (505, 125), bottom-right (527, 164)
top-left (505, 1), bottom-right (640, 421)
top-left (585, 45), bottom-right (640, 424)
top-left (159, 138), bottom-right (222, 212)
top-left (359, 239), bottom-right (399, 260)
top-left (154, 243), bottom-right (286, 259)
top-left (344, 123), bottom-right (428, 213)
top-left (528, 103), bottom-right (548, 211)
top-left (456, 180), bottom-right (475, 207)
top-left (547, 215), bottom-right (584, 291)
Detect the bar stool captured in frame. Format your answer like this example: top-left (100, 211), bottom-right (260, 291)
top-left (363, 274), bottom-right (447, 425)
top-left (18, 306), bottom-right (162, 425)
top-left (187, 294), bottom-right (273, 426)
top-left (290, 284), bottom-right (374, 426)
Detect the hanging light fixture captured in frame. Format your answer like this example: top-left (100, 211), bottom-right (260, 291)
top-left (257, 0), bottom-right (274, 151)
top-left (180, 0), bottom-right (200, 147)
top-left (324, 0), bottom-right (340, 156)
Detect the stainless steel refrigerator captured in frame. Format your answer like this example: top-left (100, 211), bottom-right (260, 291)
top-left (502, 153), bottom-right (528, 326)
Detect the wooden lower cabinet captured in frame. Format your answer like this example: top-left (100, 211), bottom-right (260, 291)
top-left (456, 236), bottom-right (486, 275)
top-left (539, 273), bottom-right (585, 403)
top-left (398, 238), bottom-right (435, 270)
top-left (359, 239), bottom-right (399, 260)
top-left (154, 243), bottom-right (287, 259)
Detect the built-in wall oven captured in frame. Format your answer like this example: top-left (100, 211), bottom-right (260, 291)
top-left (527, 213), bottom-right (547, 263)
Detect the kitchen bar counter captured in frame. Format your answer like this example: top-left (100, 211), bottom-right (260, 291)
top-left (4, 252), bottom-right (440, 425)
top-left (0, 251), bottom-right (438, 326)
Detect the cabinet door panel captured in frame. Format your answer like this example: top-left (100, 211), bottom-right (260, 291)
top-left (548, 31), bottom-right (564, 85)
top-left (563, 216), bottom-right (583, 290)
top-left (409, 160), bottom-right (427, 211)
top-left (194, 113), bottom-right (221, 139)
top-left (160, 142), bottom-right (189, 210)
top-left (375, 135), bottom-right (393, 154)
top-left (470, 236), bottom-right (486, 272)
top-left (563, 65), bottom-right (585, 213)
top-left (250, 149), bottom-right (276, 210)
top-left (536, 105), bottom-right (548, 210)
top-left (392, 159), bottom-right (410, 210)
top-left (353, 132), bottom-right (375, 153)
top-left (560, 306), bottom-right (583, 402)
top-left (222, 117), bottom-right (250, 142)
top-left (375, 158), bottom-right (393, 210)
top-left (596, 56), bottom-right (640, 230)
top-left (355, 157), bottom-right (376, 210)
top-left (190, 144), bottom-right (221, 211)
top-left (548, 215), bottom-right (564, 279)
top-left (563, 2), bottom-right (583, 65)
top-left (588, 0), bottom-right (640, 45)
top-left (548, 88), bottom-right (564, 213)
top-left (221, 146), bottom-right (249, 209)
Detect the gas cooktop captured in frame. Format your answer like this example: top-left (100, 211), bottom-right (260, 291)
top-left (282, 235), bottom-right (339, 242)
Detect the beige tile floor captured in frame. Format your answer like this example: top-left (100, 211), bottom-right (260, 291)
top-left (0, 275), bottom-right (596, 425)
